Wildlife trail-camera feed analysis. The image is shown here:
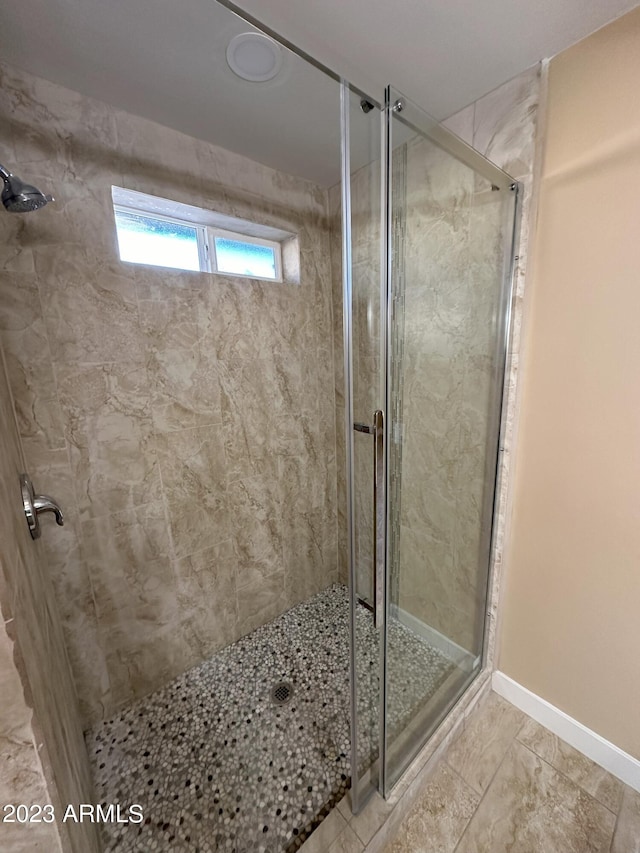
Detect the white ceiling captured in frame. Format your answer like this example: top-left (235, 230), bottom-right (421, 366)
top-left (0, 0), bottom-right (637, 187)
top-left (235, 0), bottom-right (640, 117)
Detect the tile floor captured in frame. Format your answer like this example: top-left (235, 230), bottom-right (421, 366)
top-left (318, 690), bottom-right (640, 853)
top-left (86, 585), bottom-right (456, 853)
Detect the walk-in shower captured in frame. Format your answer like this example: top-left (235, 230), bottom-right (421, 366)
top-left (0, 1), bottom-right (518, 851)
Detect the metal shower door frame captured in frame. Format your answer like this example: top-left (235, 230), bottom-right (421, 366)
top-left (340, 79), bottom-right (391, 813)
top-left (339, 65), bottom-right (522, 810)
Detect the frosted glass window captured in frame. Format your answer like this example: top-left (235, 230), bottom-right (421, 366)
top-left (114, 209), bottom-right (201, 272)
top-left (112, 188), bottom-right (289, 281)
top-left (214, 237), bottom-right (278, 280)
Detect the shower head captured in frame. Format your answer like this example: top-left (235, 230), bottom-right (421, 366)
top-left (0, 163), bottom-right (54, 213)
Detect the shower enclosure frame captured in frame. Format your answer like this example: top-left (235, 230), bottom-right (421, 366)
top-left (341, 79), bottom-right (522, 810)
top-left (382, 86), bottom-right (521, 796)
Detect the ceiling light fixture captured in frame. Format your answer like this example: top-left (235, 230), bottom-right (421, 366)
top-left (226, 33), bottom-right (283, 82)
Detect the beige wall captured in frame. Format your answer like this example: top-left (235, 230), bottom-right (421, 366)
top-left (0, 346), bottom-right (98, 852)
top-left (500, 7), bottom-right (640, 760)
top-left (0, 59), bottom-right (339, 723)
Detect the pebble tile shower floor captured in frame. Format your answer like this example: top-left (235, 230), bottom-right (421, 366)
top-left (86, 585), bottom-right (456, 852)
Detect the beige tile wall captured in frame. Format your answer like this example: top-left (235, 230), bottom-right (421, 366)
top-left (0, 620), bottom-right (62, 853)
top-left (396, 67), bottom-right (542, 653)
top-left (0, 59), bottom-right (340, 723)
top-left (329, 154), bottom-right (382, 596)
top-left (329, 67), bottom-right (541, 655)
top-left (451, 65), bottom-right (544, 669)
top-left (0, 342), bottom-right (99, 852)
top-left (395, 133), bottom-right (503, 652)
top-left (328, 181), bottom-right (347, 583)
top-left (351, 159), bottom-right (382, 602)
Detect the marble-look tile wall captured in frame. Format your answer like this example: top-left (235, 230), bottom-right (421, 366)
top-left (329, 155), bottom-right (382, 596)
top-left (0, 620), bottom-right (62, 853)
top-left (329, 66), bottom-right (541, 654)
top-left (443, 65), bottom-right (544, 666)
top-left (0, 343), bottom-right (99, 852)
top-left (350, 159), bottom-right (382, 602)
top-left (328, 184), bottom-right (346, 583)
top-left (0, 59), bottom-right (339, 723)
top-left (394, 136), bottom-right (504, 652)
top-left (396, 66), bottom-right (542, 652)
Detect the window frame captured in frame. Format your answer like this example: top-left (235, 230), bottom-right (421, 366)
top-left (113, 202), bottom-right (283, 282)
top-left (209, 226), bottom-right (283, 282)
top-left (113, 204), bottom-right (208, 272)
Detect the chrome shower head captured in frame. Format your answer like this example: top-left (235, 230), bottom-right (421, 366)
top-left (0, 163), bottom-right (53, 213)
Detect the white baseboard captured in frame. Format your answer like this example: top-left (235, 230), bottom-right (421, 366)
top-left (391, 605), bottom-right (477, 672)
top-left (492, 671), bottom-right (640, 793)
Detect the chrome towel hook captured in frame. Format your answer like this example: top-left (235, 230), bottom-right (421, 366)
top-left (20, 473), bottom-right (64, 540)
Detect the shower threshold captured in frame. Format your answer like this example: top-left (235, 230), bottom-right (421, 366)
top-left (86, 584), bottom-right (456, 852)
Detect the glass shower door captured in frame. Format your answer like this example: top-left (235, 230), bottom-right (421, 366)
top-left (342, 82), bottom-right (518, 807)
top-left (382, 87), bottom-right (519, 791)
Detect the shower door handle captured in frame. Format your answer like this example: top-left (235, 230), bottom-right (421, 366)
top-left (372, 410), bottom-right (385, 629)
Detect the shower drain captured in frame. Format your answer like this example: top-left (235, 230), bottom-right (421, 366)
top-left (270, 681), bottom-right (294, 705)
